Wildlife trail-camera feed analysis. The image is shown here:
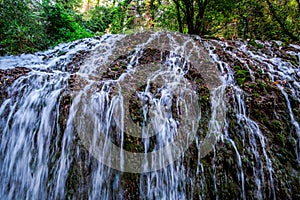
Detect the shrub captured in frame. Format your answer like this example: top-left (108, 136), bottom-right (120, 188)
top-left (42, 2), bottom-right (93, 46)
top-left (0, 0), bottom-right (47, 55)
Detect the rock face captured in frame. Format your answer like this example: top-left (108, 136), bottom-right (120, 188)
top-left (200, 39), bottom-right (300, 199)
top-left (0, 67), bottom-right (31, 104)
top-left (0, 32), bottom-right (299, 199)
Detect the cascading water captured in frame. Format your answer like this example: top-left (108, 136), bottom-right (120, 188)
top-left (204, 40), bottom-right (274, 199)
top-left (0, 32), bottom-right (299, 199)
top-left (202, 38), bottom-right (299, 199)
top-left (0, 37), bottom-right (103, 199)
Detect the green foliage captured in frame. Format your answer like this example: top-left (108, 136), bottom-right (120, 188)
top-left (0, 0), bottom-right (299, 56)
top-left (0, 0), bottom-right (93, 55)
top-left (0, 0), bottom-right (47, 55)
top-left (203, 0), bottom-right (238, 35)
top-left (42, 1), bottom-right (93, 46)
top-left (155, 2), bottom-right (181, 31)
top-left (109, 2), bottom-right (131, 33)
top-left (234, 66), bottom-right (251, 85)
top-left (248, 40), bottom-right (264, 49)
top-left (265, 0), bottom-right (299, 41)
top-left (55, 0), bottom-right (82, 9)
top-left (83, 6), bottom-right (112, 34)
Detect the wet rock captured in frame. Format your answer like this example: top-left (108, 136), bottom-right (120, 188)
top-left (0, 67), bottom-right (31, 104)
top-left (207, 37), bottom-right (300, 199)
top-left (1, 33), bottom-right (299, 199)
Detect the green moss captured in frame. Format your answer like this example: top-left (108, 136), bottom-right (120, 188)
top-left (233, 64), bottom-right (251, 86)
top-left (257, 69), bottom-right (263, 75)
top-left (235, 69), bottom-right (251, 85)
top-left (234, 65), bottom-right (241, 71)
top-left (256, 79), bottom-right (272, 94)
top-left (253, 92), bottom-right (260, 98)
top-left (248, 40), bottom-right (264, 49)
top-left (290, 55), bottom-right (299, 67)
top-left (248, 83), bottom-right (256, 88)
top-left (257, 80), bottom-right (266, 89)
top-left (271, 120), bottom-right (283, 131)
top-left (111, 67), bottom-right (119, 71)
top-left (276, 133), bottom-right (286, 146)
top-left (237, 77), bottom-right (246, 85)
top-left (242, 156), bottom-right (250, 165)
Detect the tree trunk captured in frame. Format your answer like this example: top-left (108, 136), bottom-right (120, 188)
top-left (183, 0), bottom-right (194, 34)
top-left (195, 0), bottom-right (208, 35)
top-left (266, 0), bottom-right (299, 41)
top-left (173, 0), bottom-right (183, 33)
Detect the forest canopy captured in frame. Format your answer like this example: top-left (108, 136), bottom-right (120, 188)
top-left (0, 0), bottom-right (299, 55)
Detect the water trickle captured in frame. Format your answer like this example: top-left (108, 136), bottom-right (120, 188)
top-left (0, 32), bottom-right (299, 199)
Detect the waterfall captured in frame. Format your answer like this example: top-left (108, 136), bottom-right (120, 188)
top-left (0, 32), bottom-right (299, 199)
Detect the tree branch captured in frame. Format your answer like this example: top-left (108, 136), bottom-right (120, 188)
top-left (266, 0), bottom-right (299, 41)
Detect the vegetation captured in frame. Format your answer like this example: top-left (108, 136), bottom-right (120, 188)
top-left (0, 0), bottom-right (299, 55)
